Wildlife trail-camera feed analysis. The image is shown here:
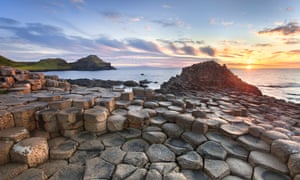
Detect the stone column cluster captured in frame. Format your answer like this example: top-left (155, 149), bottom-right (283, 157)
top-left (0, 66), bottom-right (71, 94)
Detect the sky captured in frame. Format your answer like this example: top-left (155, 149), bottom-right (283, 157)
top-left (0, 0), bottom-right (299, 68)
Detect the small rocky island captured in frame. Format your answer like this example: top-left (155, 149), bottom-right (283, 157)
top-left (0, 61), bottom-right (299, 180)
top-left (0, 55), bottom-right (115, 71)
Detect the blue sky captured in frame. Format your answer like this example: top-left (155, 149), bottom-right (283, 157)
top-left (0, 0), bottom-right (299, 68)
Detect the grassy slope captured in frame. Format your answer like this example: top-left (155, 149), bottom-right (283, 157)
top-left (0, 55), bottom-right (113, 71)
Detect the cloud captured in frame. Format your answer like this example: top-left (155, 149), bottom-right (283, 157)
top-left (200, 46), bottom-right (216, 56)
top-left (96, 37), bottom-right (125, 49)
top-left (162, 4), bottom-right (171, 9)
top-left (258, 22), bottom-right (300, 36)
top-left (286, 7), bottom-right (293, 12)
top-left (129, 16), bottom-right (144, 22)
top-left (255, 43), bottom-right (273, 47)
top-left (282, 38), bottom-right (300, 44)
top-left (0, 17), bottom-right (20, 25)
top-left (100, 11), bottom-right (123, 21)
top-left (181, 46), bottom-right (197, 56)
top-left (126, 38), bottom-right (160, 53)
top-left (70, 0), bottom-right (85, 3)
top-left (152, 18), bottom-right (184, 27)
top-left (221, 21), bottom-right (234, 26)
top-left (209, 18), bottom-right (216, 25)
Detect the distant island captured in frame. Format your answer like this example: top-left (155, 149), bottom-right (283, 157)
top-left (0, 55), bottom-right (116, 71)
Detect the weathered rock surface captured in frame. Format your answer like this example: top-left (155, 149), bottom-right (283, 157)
top-left (146, 144), bottom-right (175, 162)
top-left (10, 137), bottom-right (48, 167)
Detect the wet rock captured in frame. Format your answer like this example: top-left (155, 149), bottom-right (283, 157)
top-left (162, 123), bottom-right (184, 138)
top-left (107, 114), bottom-right (127, 132)
top-left (191, 118), bottom-right (208, 134)
top-left (226, 157), bottom-right (253, 179)
top-left (0, 111), bottom-right (14, 130)
top-left (221, 139), bottom-right (249, 160)
top-left (10, 105), bottom-right (37, 130)
top-left (50, 164), bottom-right (84, 180)
top-left (96, 97), bottom-right (115, 112)
top-left (118, 128), bottom-right (141, 139)
top-left (122, 138), bottom-right (149, 152)
top-left (0, 163), bottom-right (28, 179)
top-left (143, 131), bottom-right (167, 144)
top-left (176, 113), bottom-right (195, 130)
top-left (181, 170), bottom-right (210, 180)
top-left (222, 176), bottom-right (244, 180)
top-left (150, 162), bottom-right (178, 176)
top-left (84, 106), bottom-right (108, 134)
top-left (56, 107), bottom-right (84, 137)
top-left (113, 164), bottom-right (137, 180)
top-left (288, 153), bottom-right (300, 177)
top-left (150, 116), bottom-right (167, 126)
top-left (37, 109), bottom-right (59, 134)
top-left (115, 100), bottom-right (131, 109)
top-left (197, 141), bottom-right (227, 160)
top-left (72, 96), bottom-right (95, 109)
top-left (164, 138), bottom-right (193, 155)
top-left (84, 157), bottom-right (115, 179)
top-left (253, 166), bottom-right (291, 180)
top-left (221, 123), bottom-right (249, 137)
top-left (126, 168), bottom-right (147, 180)
top-left (181, 131), bottom-right (207, 148)
top-left (127, 109), bottom-right (150, 128)
top-left (37, 160), bottom-right (68, 178)
top-left (146, 169), bottom-right (162, 180)
top-left (146, 144), bottom-right (175, 162)
top-left (124, 152), bottom-right (148, 167)
top-left (177, 151), bottom-right (203, 170)
top-left (71, 131), bottom-right (97, 144)
top-left (100, 147), bottom-right (126, 164)
top-left (78, 139), bottom-right (104, 151)
top-left (101, 133), bottom-right (126, 147)
top-left (238, 134), bottom-right (270, 152)
top-left (13, 168), bottom-right (47, 180)
top-left (144, 101), bottom-right (159, 109)
top-left (69, 150), bottom-right (99, 165)
top-left (249, 150), bottom-right (289, 174)
top-left (48, 99), bottom-right (72, 110)
top-left (261, 130), bottom-right (289, 144)
top-left (0, 140), bottom-right (14, 165)
top-left (164, 172), bottom-right (187, 180)
top-left (204, 159), bottom-right (230, 179)
top-left (271, 139), bottom-right (300, 163)
top-left (163, 111), bottom-right (180, 123)
top-left (10, 137), bottom-right (48, 167)
top-left (50, 139), bottom-right (78, 160)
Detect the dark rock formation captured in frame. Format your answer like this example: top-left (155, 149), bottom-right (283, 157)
top-left (161, 61), bottom-right (262, 96)
top-left (71, 55), bottom-right (115, 70)
top-left (67, 79), bottom-right (123, 88)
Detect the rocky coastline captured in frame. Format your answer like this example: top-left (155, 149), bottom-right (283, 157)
top-left (0, 62), bottom-right (300, 180)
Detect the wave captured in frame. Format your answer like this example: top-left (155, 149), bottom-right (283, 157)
top-left (259, 82), bottom-right (300, 88)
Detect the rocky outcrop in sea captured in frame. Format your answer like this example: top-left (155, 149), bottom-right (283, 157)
top-left (0, 65), bottom-right (299, 179)
top-left (161, 61), bottom-right (262, 96)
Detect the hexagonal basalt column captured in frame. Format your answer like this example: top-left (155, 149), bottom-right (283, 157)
top-left (57, 107), bottom-right (84, 137)
top-left (10, 137), bottom-right (49, 167)
top-left (84, 106), bottom-right (109, 135)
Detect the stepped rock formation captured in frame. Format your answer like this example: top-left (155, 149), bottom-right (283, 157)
top-left (161, 61), bottom-right (262, 96)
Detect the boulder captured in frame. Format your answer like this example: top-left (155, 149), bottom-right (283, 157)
top-left (161, 61), bottom-right (262, 95)
top-left (10, 137), bottom-right (48, 167)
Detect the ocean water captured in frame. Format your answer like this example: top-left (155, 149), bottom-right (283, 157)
top-left (42, 67), bottom-right (300, 104)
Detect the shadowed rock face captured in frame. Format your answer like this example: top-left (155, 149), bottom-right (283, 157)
top-left (161, 61), bottom-right (262, 96)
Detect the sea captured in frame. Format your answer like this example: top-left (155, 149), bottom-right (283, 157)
top-left (42, 67), bottom-right (300, 104)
